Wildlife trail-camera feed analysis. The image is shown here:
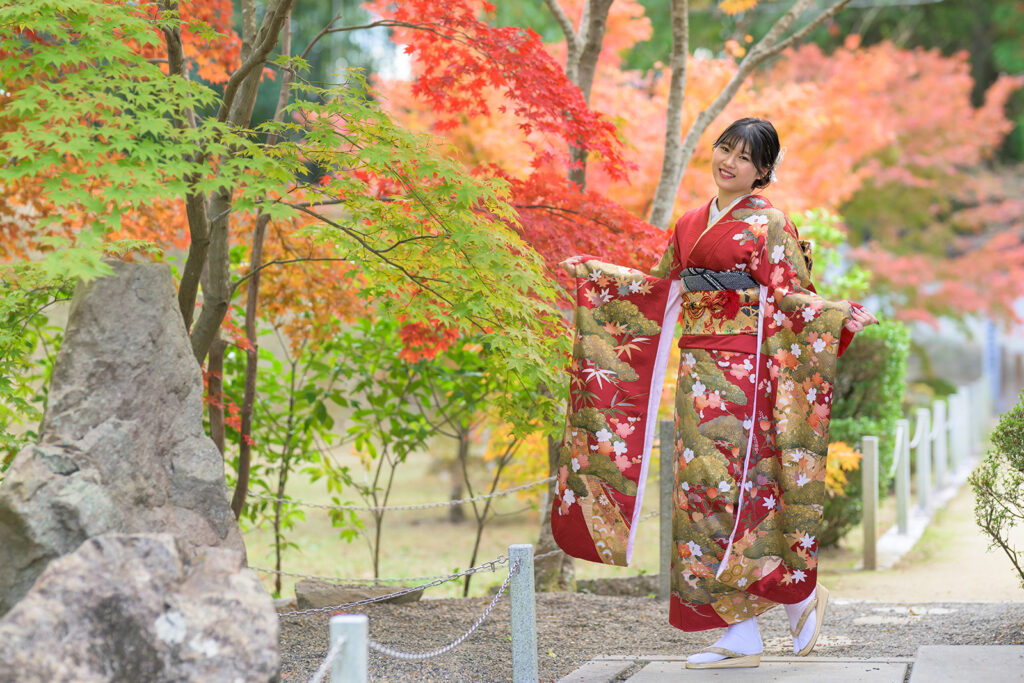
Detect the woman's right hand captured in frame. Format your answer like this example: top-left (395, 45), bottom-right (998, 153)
top-left (558, 255), bottom-right (584, 276)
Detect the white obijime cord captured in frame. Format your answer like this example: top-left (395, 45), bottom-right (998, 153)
top-left (715, 284), bottom-right (767, 580)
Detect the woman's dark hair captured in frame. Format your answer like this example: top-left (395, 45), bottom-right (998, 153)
top-left (712, 117), bottom-right (780, 190)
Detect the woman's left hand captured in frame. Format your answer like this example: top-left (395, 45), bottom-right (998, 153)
top-left (845, 306), bottom-right (878, 332)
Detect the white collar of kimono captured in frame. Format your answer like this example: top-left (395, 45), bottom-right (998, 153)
top-left (708, 194), bottom-right (750, 228)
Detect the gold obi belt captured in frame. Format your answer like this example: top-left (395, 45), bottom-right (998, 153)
top-left (678, 268), bottom-right (761, 337)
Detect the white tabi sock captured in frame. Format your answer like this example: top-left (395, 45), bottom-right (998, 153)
top-left (686, 616), bottom-right (763, 664)
top-left (785, 588), bottom-right (817, 654)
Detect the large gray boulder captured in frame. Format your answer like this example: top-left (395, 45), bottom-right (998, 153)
top-left (0, 533), bottom-right (278, 682)
top-left (0, 261), bottom-right (244, 615)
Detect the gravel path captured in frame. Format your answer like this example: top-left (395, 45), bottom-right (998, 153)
top-left (278, 594), bottom-right (1024, 682)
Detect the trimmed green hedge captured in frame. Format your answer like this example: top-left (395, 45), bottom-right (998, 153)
top-left (819, 319), bottom-right (910, 547)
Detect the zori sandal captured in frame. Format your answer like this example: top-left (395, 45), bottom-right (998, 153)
top-left (793, 584), bottom-right (830, 656)
top-left (684, 647), bottom-right (762, 669)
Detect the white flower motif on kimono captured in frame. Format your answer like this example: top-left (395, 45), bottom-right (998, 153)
top-left (628, 280), bottom-right (643, 293)
top-left (597, 288), bottom-right (613, 303)
top-left (682, 448), bottom-right (695, 464)
top-left (718, 480), bottom-right (731, 493)
top-left (681, 481), bottom-right (690, 491)
top-left (686, 541), bottom-right (703, 557)
top-left (792, 569), bottom-right (807, 583)
top-left (745, 214), bottom-right (769, 226)
top-left (743, 479), bottom-right (754, 492)
top-left (613, 440), bottom-right (628, 456)
top-left (771, 244), bottom-right (786, 263)
top-left (790, 451), bottom-right (803, 463)
top-left (813, 338), bottom-right (827, 353)
top-left (762, 494), bottom-right (777, 510)
top-left (806, 387), bottom-right (817, 403)
top-left (684, 352), bottom-right (696, 366)
top-left (595, 428), bottom-right (613, 443)
top-left (571, 457), bottom-right (581, 472)
top-left (798, 532), bottom-right (815, 549)
top-left (802, 307), bottom-right (816, 322)
top-left (796, 473), bottom-right (811, 487)
top-left (562, 488), bottom-right (576, 506)
top-left (743, 416), bottom-right (754, 430)
top-left (737, 577), bottom-right (748, 587)
top-left (588, 271), bottom-right (602, 281)
top-left (790, 343), bottom-right (801, 357)
top-left (691, 380), bottom-right (706, 397)
top-left (773, 311), bottom-right (786, 326)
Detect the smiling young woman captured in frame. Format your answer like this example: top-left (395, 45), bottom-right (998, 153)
top-left (555, 117), bottom-right (876, 670)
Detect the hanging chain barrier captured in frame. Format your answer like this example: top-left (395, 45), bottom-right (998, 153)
top-left (263, 509), bottom-right (657, 589)
top-left (366, 558), bottom-right (521, 661)
top-left (248, 476), bottom-right (553, 513)
top-left (307, 635), bottom-right (347, 683)
top-left (254, 565), bottom-right (471, 585)
top-left (277, 554), bottom-right (510, 618)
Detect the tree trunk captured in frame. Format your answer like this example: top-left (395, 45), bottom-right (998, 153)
top-left (547, 0), bottom-right (616, 190)
top-left (447, 443), bottom-right (466, 523)
top-left (647, 0), bottom-right (689, 229)
top-left (207, 336), bottom-right (227, 454)
top-left (231, 215), bottom-right (268, 519)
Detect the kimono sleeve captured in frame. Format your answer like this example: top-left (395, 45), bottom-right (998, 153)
top-left (551, 257), bottom-right (681, 566)
top-left (649, 222), bottom-right (685, 280)
top-left (747, 212), bottom-right (856, 357)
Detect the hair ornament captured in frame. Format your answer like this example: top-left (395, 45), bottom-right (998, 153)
top-left (769, 146), bottom-right (787, 183)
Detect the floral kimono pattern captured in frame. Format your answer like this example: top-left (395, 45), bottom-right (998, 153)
top-left (550, 195), bottom-right (856, 632)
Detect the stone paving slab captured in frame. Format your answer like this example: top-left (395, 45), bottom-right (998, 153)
top-left (557, 656), bottom-right (912, 682)
top-left (909, 646), bottom-right (1024, 683)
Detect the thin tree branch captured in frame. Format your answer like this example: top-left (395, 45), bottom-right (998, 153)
top-left (514, 203), bottom-right (626, 234)
top-left (218, 0), bottom-right (297, 124)
top-left (648, 0), bottom-right (851, 228)
top-left (763, 0), bottom-right (853, 59)
top-left (542, 0), bottom-right (580, 57)
top-left (287, 204), bottom-right (457, 308)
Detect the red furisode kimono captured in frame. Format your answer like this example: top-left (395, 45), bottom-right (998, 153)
top-left (551, 195), bottom-right (857, 631)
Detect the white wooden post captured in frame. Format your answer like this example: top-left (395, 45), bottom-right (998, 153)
top-left (329, 615), bottom-right (368, 683)
top-left (947, 391), bottom-right (963, 474)
top-left (862, 436), bottom-right (879, 570)
top-left (932, 399), bottom-right (947, 488)
top-left (509, 544), bottom-right (538, 683)
top-left (894, 418), bottom-right (910, 535)
top-left (915, 407), bottom-right (932, 512)
top-left (659, 420), bottom-right (674, 601)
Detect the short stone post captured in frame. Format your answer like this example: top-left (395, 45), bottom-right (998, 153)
top-left (659, 420), bottom-right (674, 601)
top-left (915, 407), bottom-right (932, 512)
top-left (862, 436), bottom-right (879, 570)
top-left (509, 544), bottom-right (538, 683)
top-left (932, 399), bottom-right (947, 488)
top-left (329, 615), bottom-right (368, 683)
top-left (894, 418), bottom-right (910, 535)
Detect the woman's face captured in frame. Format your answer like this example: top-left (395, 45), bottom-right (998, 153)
top-left (711, 140), bottom-right (764, 196)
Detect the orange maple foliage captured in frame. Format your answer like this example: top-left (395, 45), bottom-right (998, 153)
top-left (825, 441), bottom-right (861, 496)
top-left (377, 10), bottom-right (1023, 323)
